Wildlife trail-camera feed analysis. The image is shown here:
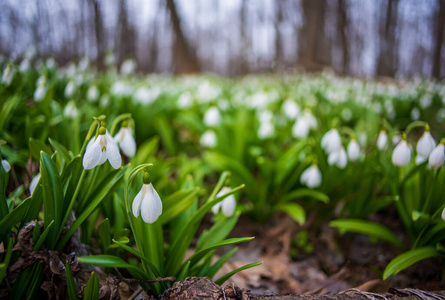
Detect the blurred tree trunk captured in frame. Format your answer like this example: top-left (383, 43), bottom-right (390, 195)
top-left (117, 0), bottom-right (136, 66)
top-left (239, 0), bottom-right (249, 74)
top-left (274, 0), bottom-right (284, 70)
top-left (298, 0), bottom-right (328, 72)
top-left (337, 0), bottom-right (350, 74)
top-left (432, 0), bottom-right (445, 79)
top-left (376, 0), bottom-right (399, 77)
top-left (166, 0), bottom-right (200, 74)
top-left (91, 0), bottom-right (104, 68)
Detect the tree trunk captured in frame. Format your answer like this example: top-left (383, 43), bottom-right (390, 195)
top-left (274, 0), bottom-right (284, 70)
top-left (91, 0), bottom-right (104, 69)
top-left (166, 0), bottom-right (200, 74)
top-left (337, 0), bottom-right (350, 74)
top-left (432, 0), bottom-right (445, 79)
top-left (376, 0), bottom-right (399, 77)
top-left (116, 0), bottom-right (136, 66)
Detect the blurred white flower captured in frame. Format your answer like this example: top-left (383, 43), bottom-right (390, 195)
top-left (63, 101), bottom-right (78, 118)
top-left (83, 128), bottom-right (122, 170)
top-left (111, 81), bottom-right (133, 96)
top-left (300, 165), bottom-right (322, 188)
top-left (204, 107), bottom-right (221, 127)
top-left (321, 129), bottom-right (342, 153)
top-left (347, 139), bottom-right (361, 161)
top-left (134, 87), bottom-right (159, 105)
top-left (132, 182), bottom-right (162, 224)
top-left (2, 65), bottom-right (14, 86)
top-left (392, 139), bottom-right (411, 166)
top-left (428, 143), bottom-right (445, 169)
top-left (177, 92), bottom-right (193, 109)
top-left (34, 85), bottom-right (46, 102)
top-left (29, 173), bottom-right (41, 195)
top-left (78, 57), bottom-right (90, 71)
top-left (282, 99), bottom-right (300, 119)
top-left (442, 207), bottom-right (445, 221)
top-left (257, 121), bottom-right (275, 139)
top-left (200, 130), bottom-right (217, 148)
top-left (416, 128), bottom-right (436, 157)
top-left (87, 86), bottom-right (99, 102)
top-left (212, 187), bottom-right (236, 217)
top-left (114, 126), bottom-right (136, 157)
top-left (292, 110), bottom-right (317, 138)
top-left (100, 95), bottom-right (110, 107)
top-left (377, 130), bottom-right (388, 150)
top-left (46, 57), bottom-right (57, 69)
top-left (392, 135), bottom-right (401, 145)
top-left (419, 95), bottom-right (432, 109)
top-left (415, 155), bottom-right (427, 165)
top-left (328, 147), bottom-right (348, 168)
top-left (1, 160), bottom-right (10, 172)
top-left (410, 108), bottom-right (420, 120)
top-left (120, 59), bottom-right (136, 75)
top-left (19, 59), bottom-right (30, 72)
top-left (64, 81), bottom-right (76, 98)
top-left (341, 108), bottom-right (352, 122)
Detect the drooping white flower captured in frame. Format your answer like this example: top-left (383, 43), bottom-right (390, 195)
top-left (377, 130), bottom-right (388, 150)
top-left (204, 107), bottom-right (221, 127)
top-left (2, 65), bottom-right (14, 86)
top-left (442, 207), bottom-right (445, 221)
top-left (392, 138), bottom-right (411, 167)
top-left (29, 173), bottom-right (41, 195)
top-left (83, 127), bottom-right (122, 170)
top-left (415, 155), bottom-right (427, 165)
top-left (120, 59), bottom-right (136, 75)
top-left (328, 146), bottom-right (348, 168)
top-left (19, 59), bottom-right (30, 72)
top-left (300, 165), bottom-right (322, 188)
top-left (321, 129), bottom-right (342, 153)
top-left (282, 99), bottom-right (300, 120)
top-left (292, 110), bottom-right (317, 138)
top-left (132, 182), bottom-right (162, 224)
top-left (416, 127), bottom-right (436, 158)
top-left (200, 130), bottom-right (217, 148)
top-left (347, 139), bottom-right (361, 161)
top-left (428, 143), bottom-right (445, 169)
top-left (212, 187), bottom-right (236, 217)
top-left (257, 121), bottom-right (275, 139)
top-left (114, 126), bottom-right (136, 157)
top-left (1, 160), bottom-right (10, 172)
top-left (410, 108), bottom-right (420, 120)
top-left (87, 86), bottom-right (99, 102)
top-left (64, 101), bottom-right (78, 118)
top-left (64, 81), bottom-right (76, 98)
top-left (34, 85), bottom-right (46, 102)
top-left (177, 92), bottom-right (193, 109)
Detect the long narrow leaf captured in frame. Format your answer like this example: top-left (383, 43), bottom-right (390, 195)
top-left (214, 262), bottom-right (262, 285)
top-left (83, 272), bottom-right (99, 300)
top-left (65, 261), bottom-right (79, 300)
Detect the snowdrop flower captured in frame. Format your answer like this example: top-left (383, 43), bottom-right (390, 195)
top-left (300, 165), bottom-right (322, 188)
top-left (282, 99), bottom-right (300, 120)
top-left (257, 121), bottom-right (275, 139)
top-left (328, 147), bottom-right (348, 168)
top-left (64, 101), bottom-right (78, 118)
top-left (428, 140), bottom-right (445, 169)
top-left (347, 139), bottom-right (361, 161)
top-left (114, 123), bottom-right (136, 157)
top-left (392, 135), bottom-right (401, 145)
top-left (416, 125), bottom-right (436, 157)
top-left (19, 59), bottom-right (30, 72)
top-left (420, 95), bottom-right (432, 109)
top-left (212, 187), bottom-right (236, 217)
top-left (410, 108), bottom-right (420, 120)
top-left (2, 64), bottom-right (14, 86)
top-left (377, 130), bottom-right (388, 150)
top-left (292, 109), bottom-right (317, 138)
top-left (134, 87), bottom-right (159, 105)
top-left (341, 108), bottom-right (352, 122)
top-left (321, 128), bottom-right (342, 153)
top-left (442, 207), bottom-right (445, 221)
top-left (415, 155), bottom-right (427, 165)
top-left (87, 86), bottom-right (99, 102)
top-left (132, 173), bottom-right (162, 223)
top-left (120, 59), bottom-right (136, 75)
top-left (200, 130), bottom-right (217, 148)
top-left (29, 173), bottom-right (41, 196)
top-left (177, 92), bottom-right (193, 109)
top-left (392, 134), bottom-right (411, 167)
top-left (64, 81), bottom-right (76, 98)
top-left (83, 126), bottom-right (122, 170)
top-left (34, 85), bottom-right (46, 102)
top-left (204, 107), bottom-right (221, 127)
top-left (1, 160), bottom-right (10, 172)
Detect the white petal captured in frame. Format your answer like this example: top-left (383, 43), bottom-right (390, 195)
top-left (292, 119), bottom-right (310, 138)
top-left (377, 131), bottom-right (388, 150)
top-left (442, 207), bottom-right (445, 221)
top-left (428, 144), bottom-right (445, 169)
top-left (29, 173), bottom-right (41, 195)
top-left (132, 186), bottom-right (145, 218)
top-left (416, 132), bottom-right (436, 157)
top-left (222, 195), bottom-right (236, 217)
top-left (415, 155), bottom-right (427, 165)
top-left (120, 129), bottom-right (136, 157)
top-left (82, 138), bottom-right (102, 169)
top-left (336, 147), bottom-right (348, 168)
top-left (392, 141), bottom-right (411, 166)
top-left (306, 167), bottom-right (322, 188)
top-left (113, 128), bottom-right (124, 144)
top-left (1, 160), bottom-right (10, 172)
top-left (106, 137), bottom-right (122, 169)
top-left (211, 202), bottom-right (222, 214)
top-left (141, 184), bottom-right (162, 223)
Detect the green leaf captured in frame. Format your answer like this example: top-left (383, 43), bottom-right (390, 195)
top-left (40, 152), bottom-right (63, 249)
top-left (196, 212), bottom-right (240, 251)
top-left (276, 203), bottom-right (306, 225)
top-left (383, 247), bottom-right (439, 280)
top-left (281, 189), bottom-right (329, 204)
top-left (65, 261), bottom-right (79, 300)
top-left (83, 272), bottom-right (99, 300)
top-left (33, 220), bottom-right (54, 251)
top-left (330, 219), bottom-right (405, 249)
top-left (77, 255), bottom-right (147, 278)
top-left (57, 167), bottom-right (126, 250)
top-left (158, 188), bottom-right (200, 224)
top-left (97, 218), bottom-right (111, 253)
top-left (0, 96), bottom-right (20, 133)
top-left (29, 138), bottom-right (53, 160)
top-left (214, 261), bottom-right (262, 285)
top-left (49, 138), bottom-right (72, 163)
top-left (0, 238), bottom-right (13, 284)
top-left (177, 261), bottom-right (190, 281)
top-left (0, 195), bottom-right (42, 237)
top-left (155, 115), bottom-right (177, 156)
top-left (203, 152), bottom-right (255, 187)
top-left (202, 247), bottom-right (238, 279)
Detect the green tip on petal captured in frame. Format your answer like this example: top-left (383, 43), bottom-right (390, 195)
top-left (425, 123), bottom-right (430, 132)
top-left (401, 132), bottom-right (407, 140)
top-left (143, 172), bottom-right (151, 184)
top-left (440, 138), bottom-right (445, 145)
top-left (122, 120), bottom-right (129, 127)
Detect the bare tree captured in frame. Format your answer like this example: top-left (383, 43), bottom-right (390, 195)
top-left (337, 0), bottom-right (350, 74)
top-left (116, 0), bottom-right (136, 66)
top-left (274, 0), bottom-right (284, 70)
top-left (166, 0), bottom-right (200, 74)
top-left (90, 0), bottom-right (104, 68)
top-left (432, 0), bottom-right (445, 79)
top-left (376, 0), bottom-right (399, 77)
